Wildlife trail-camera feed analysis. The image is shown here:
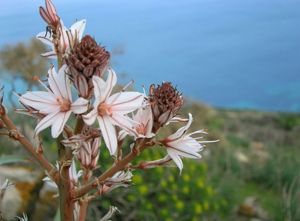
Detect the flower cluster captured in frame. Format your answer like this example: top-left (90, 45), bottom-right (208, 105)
top-left (19, 0), bottom-right (216, 181)
top-left (10, 0), bottom-right (218, 220)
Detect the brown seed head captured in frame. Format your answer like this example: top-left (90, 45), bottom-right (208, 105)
top-left (149, 82), bottom-right (183, 130)
top-left (66, 35), bottom-right (110, 98)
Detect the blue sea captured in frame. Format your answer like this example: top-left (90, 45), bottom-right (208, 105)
top-left (1, 0), bottom-right (300, 112)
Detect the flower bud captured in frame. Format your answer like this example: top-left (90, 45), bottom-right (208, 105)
top-left (149, 82), bottom-right (183, 131)
top-left (77, 126), bottom-right (100, 170)
top-left (39, 0), bottom-right (60, 29)
top-left (66, 35), bottom-right (110, 98)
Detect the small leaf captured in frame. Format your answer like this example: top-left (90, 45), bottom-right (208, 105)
top-left (0, 155), bottom-right (29, 165)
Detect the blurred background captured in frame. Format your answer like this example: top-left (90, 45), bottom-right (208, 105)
top-left (0, 0), bottom-right (300, 220)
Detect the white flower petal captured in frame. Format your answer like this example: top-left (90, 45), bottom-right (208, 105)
top-left (102, 68), bottom-right (117, 102)
top-left (168, 113), bottom-right (193, 141)
top-left (70, 19), bottom-right (86, 41)
top-left (48, 65), bottom-right (71, 100)
top-left (109, 92), bottom-right (144, 114)
top-left (71, 97), bottom-right (88, 114)
top-left (35, 110), bottom-right (60, 136)
top-left (92, 76), bottom-right (106, 101)
top-left (167, 116), bottom-right (189, 125)
top-left (58, 65), bottom-right (72, 100)
top-left (110, 113), bottom-right (137, 136)
top-left (134, 106), bottom-right (151, 124)
top-left (158, 110), bottom-right (172, 125)
top-left (132, 106), bottom-right (154, 138)
top-left (98, 116), bottom-right (117, 155)
top-left (60, 26), bottom-right (70, 51)
top-left (36, 32), bottom-right (54, 46)
top-left (51, 111), bottom-right (72, 138)
top-left (169, 143), bottom-right (202, 159)
top-left (19, 91), bottom-right (58, 114)
top-left (48, 67), bottom-right (61, 97)
top-left (83, 109), bottom-right (98, 125)
top-left (41, 51), bottom-right (57, 59)
top-left (118, 130), bottom-right (128, 141)
top-left (167, 149), bottom-right (183, 173)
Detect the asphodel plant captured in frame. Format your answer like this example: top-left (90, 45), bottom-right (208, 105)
top-left (0, 1), bottom-right (217, 220)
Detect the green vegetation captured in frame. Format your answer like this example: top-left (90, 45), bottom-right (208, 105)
top-left (2, 102), bottom-right (299, 220)
top-left (1, 41), bottom-right (299, 220)
top-left (100, 103), bottom-right (300, 221)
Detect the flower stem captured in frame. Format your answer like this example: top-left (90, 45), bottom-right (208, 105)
top-left (57, 135), bottom-right (74, 221)
top-left (74, 116), bottom-right (85, 134)
top-left (0, 110), bottom-right (58, 182)
top-left (74, 139), bottom-right (149, 198)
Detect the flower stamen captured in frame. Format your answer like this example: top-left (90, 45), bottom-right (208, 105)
top-left (136, 123), bottom-right (147, 135)
top-left (57, 97), bottom-right (71, 112)
top-left (97, 103), bottom-right (112, 116)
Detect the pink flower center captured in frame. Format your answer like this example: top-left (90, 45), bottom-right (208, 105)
top-left (57, 97), bottom-right (71, 112)
top-left (97, 103), bottom-right (112, 116)
top-left (136, 124), bottom-right (146, 135)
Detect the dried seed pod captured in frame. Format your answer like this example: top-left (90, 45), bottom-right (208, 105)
top-left (149, 82), bottom-right (183, 131)
top-left (66, 35), bottom-right (110, 98)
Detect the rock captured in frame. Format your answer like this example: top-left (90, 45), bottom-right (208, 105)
top-left (237, 197), bottom-right (269, 221)
top-left (0, 165), bottom-right (57, 220)
top-left (235, 151), bottom-right (249, 164)
top-left (0, 166), bottom-right (40, 220)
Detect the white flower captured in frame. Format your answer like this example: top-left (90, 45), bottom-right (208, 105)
top-left (43, 160), bottom-right (82, 191)
top-left (162, 113), bottom-right (216, 173)
top-left (120, 105), bottom-right (154, 139)
top-left (132, 105), bottom-right (154, 138)
top-left (103, 170), bottom-right (133, 192)
top-left (99, 206), bottom-right (120, 221)
top-left (107, 170), bottom-right (133, 184)
top-left (37, 19), bottom-right (86, 58)
top-left (19, 65), bottom-right (88, 138)
top-left (83, 68), bottom-right (144, 155)
top-left (17, 213), bottom-right (28, 221)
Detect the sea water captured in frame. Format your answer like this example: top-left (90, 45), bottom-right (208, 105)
top-left (1, 0), bottom-right (300, 112)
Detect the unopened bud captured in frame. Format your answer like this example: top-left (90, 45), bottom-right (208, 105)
top-left (39, 0), bottom-right (60, 28)
top-left (77, 137), bottom-right (100, 170)
top-left (149, 82), bottom-right (183, 131)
